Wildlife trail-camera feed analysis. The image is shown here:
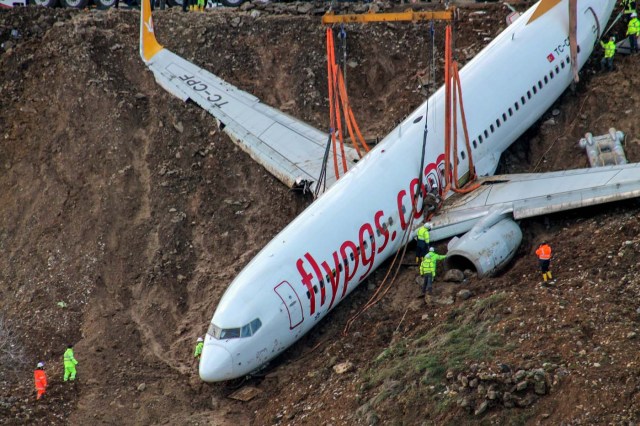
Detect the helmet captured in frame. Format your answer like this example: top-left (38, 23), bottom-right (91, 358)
top-left (197, 337), bottom-right (204, 342)
top-left (424, 222), bottom-right (432, 229)
top-left (37, 362), bottom-right (44, 368)
top-left (632, 12), bottom-right (637, 17)
top-left (611, 36), bottom-right (616, 42)
top-left (429, 247), bottom-right (435, 252)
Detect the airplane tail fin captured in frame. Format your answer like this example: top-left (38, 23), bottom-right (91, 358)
top-left (527, 0), bottom-right (562, 25)
top-left (140, 0), bottom-right (163, 63)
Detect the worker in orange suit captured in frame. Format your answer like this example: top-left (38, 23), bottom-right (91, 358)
top-left (535, 241), bottom-right (553, 282)
top-left (34, 362), bottom-right (48, 400)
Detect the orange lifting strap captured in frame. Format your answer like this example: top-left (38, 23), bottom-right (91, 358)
top-left (326, 28), bottom-right (370, 181)
top-left (443, 25), bottom-right (480, 195)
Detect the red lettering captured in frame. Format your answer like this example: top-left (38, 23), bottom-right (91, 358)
top-left (409, 177), bottom-right (424, 219)
top-left (304, 253), bottom-right (325, 307)
top-left (321, 251), bottom-right (342, 310)
top-left (397, 189), bottom-right (408, 230)
top-left (374, 210), bottom-right (389, 254)
top-left (359, 223), bottom-right (376, 280)
top-left (296, 258), bottom-right (315, 315)
top-left (339, 241), bottom-right (358, 298)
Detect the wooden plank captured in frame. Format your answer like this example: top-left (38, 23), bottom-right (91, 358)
top-left (228, 386), bottom-right (263, 402)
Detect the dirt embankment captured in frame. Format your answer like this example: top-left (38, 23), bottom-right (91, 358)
top-left (1, 2), bottom-right (639, 425)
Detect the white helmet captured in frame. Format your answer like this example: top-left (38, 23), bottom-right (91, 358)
top-left (424, 222), bottom-right (432, 229)
top-left (429, 247), bottom-right (435, 252)
top-left (37, 362), bottom-right (44, 368)
top-left (633, 12), bottom-right (638, 18)
top-left (197, 337), bottom-right (204, 342)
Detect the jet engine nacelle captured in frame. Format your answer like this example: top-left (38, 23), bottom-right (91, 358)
top-left (445, 210), bottom-right (522, 278)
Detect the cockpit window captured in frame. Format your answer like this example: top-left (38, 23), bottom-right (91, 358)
top-left (241, 323), bottom-right (251, 338)
top-left (250, 318), bottom-right (262, 334)
top-left (208, 318), bottom-right (262, 340)
top-left (221, 328), bottom-right (240, 339)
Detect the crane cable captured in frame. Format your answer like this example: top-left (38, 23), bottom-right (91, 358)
top-left (343, 22), bottom-right (437, 335)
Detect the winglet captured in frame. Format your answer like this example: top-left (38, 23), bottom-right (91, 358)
top-left (527, 0), bottom-right (562, 25)
top-left (140, 0), bottom-right (163, 63)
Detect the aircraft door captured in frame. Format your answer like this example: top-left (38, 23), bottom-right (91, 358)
top-left (274, 281), bottom-right (304, 330)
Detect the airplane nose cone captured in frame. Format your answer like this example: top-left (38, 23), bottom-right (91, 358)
top-left (199, 344), bottom-right (234, 382)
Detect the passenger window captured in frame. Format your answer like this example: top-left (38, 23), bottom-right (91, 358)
top-left (555, 65), bottom-right (560, 73)
top-left (496, 119), bottom-right (501, 128)
top-left (508, 108), bottom-right (513, 116)
top-left (383, 223), bottom-right (388, 230)
top-left (338, 263), bottom-right (343, 272)
top-left (515, 102), bottom-right (519, 111)
top-left (370, 234), bottom-right (375, 243)
top-left (532, 86), bottom-right (537, 95)
top-left (502, 112), bottom-right (507, 121)
top-left (350, 252), bottom-right (354, 261)
top-left (401, 205), bottom-right (407, 214)
top-left (320, 278), bottom-right (325, 288)
top-left (548, 71), bottom-right (553, 79)
top-left (560, 61), bottom-right (565, 69)
top-left (344, 257), bottom-right (348, 267)
top-left (521, 96), bottom-right (526, 105)
top-left (538, 80), bottom-right (543, 89)
top-left (472, 140), bottom-right (477, 149)
top-left (527, 91), bottom-right (531, 99)
top-left (388, 217), bottom-right (394, 226)
top-left (490, 124), bottom-right (495, 133)
top-left (306, 291), bottom-right (310, 299)
top-left (376, 228), bottom-right (381, 237)
top-left (478, 135), bottom-right (483, 143)
top-left (484, 130), bottom-right (489, 138)
top-left (362, 241), bottom-right (367, 250)
top-left (313, 285), bottom-right (318, 293)
top-left (250, 318), bottom-right (262, 334)
top-left (241, 323), bottom-right (252, 338)
top-left (461, 151), bottom-right (466, 159)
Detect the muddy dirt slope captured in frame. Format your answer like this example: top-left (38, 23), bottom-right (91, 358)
top-left (1, 2), bottom-right (640, 425)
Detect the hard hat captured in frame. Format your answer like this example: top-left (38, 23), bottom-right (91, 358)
top-left (429, 247), bottom-right (435, 252)
top-left (632, 12), bottom-right (637, 17)
top-left (37, 362), bottom-right (44, 368)
top-left (424, 222), bottom-right (432, 229)
top-left (611, 36), bottom-right (616, 41)
top-left (197, 337), bottom-right (204, 342)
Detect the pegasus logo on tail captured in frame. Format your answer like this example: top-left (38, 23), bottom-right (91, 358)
top-left (144, 17), bottom-right (154, 33)
top-left (139, 0), bottom-right (163, 62)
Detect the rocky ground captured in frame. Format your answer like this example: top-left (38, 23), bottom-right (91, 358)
top-left (1, 1), bottom-right (640, 425)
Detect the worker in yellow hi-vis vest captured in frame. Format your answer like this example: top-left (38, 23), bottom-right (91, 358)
top-left (627, 13), bottom-right (640, 53)
top-left (415, 222), bottom-right (431, 264)
top-left (600, 36), bottom-right (616, 72)
top-left (63, 344), bottom-right (78, 382)
top-left (419, 248), bottom-right (447, 296)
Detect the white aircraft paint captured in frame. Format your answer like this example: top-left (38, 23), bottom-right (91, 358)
top-left (138, 0), bottom-right (627, 381)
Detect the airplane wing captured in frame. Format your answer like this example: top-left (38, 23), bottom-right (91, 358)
top-left (139, 2), bottom-right (359, 196)
top-left (432, 163), bottom-right (640, 240)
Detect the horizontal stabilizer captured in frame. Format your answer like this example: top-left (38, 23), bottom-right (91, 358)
top-left (145, 49), bottom-right (359, 196)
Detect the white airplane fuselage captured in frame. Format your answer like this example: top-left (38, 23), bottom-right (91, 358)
top-left (200, 0), bottom-right (616, 381)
